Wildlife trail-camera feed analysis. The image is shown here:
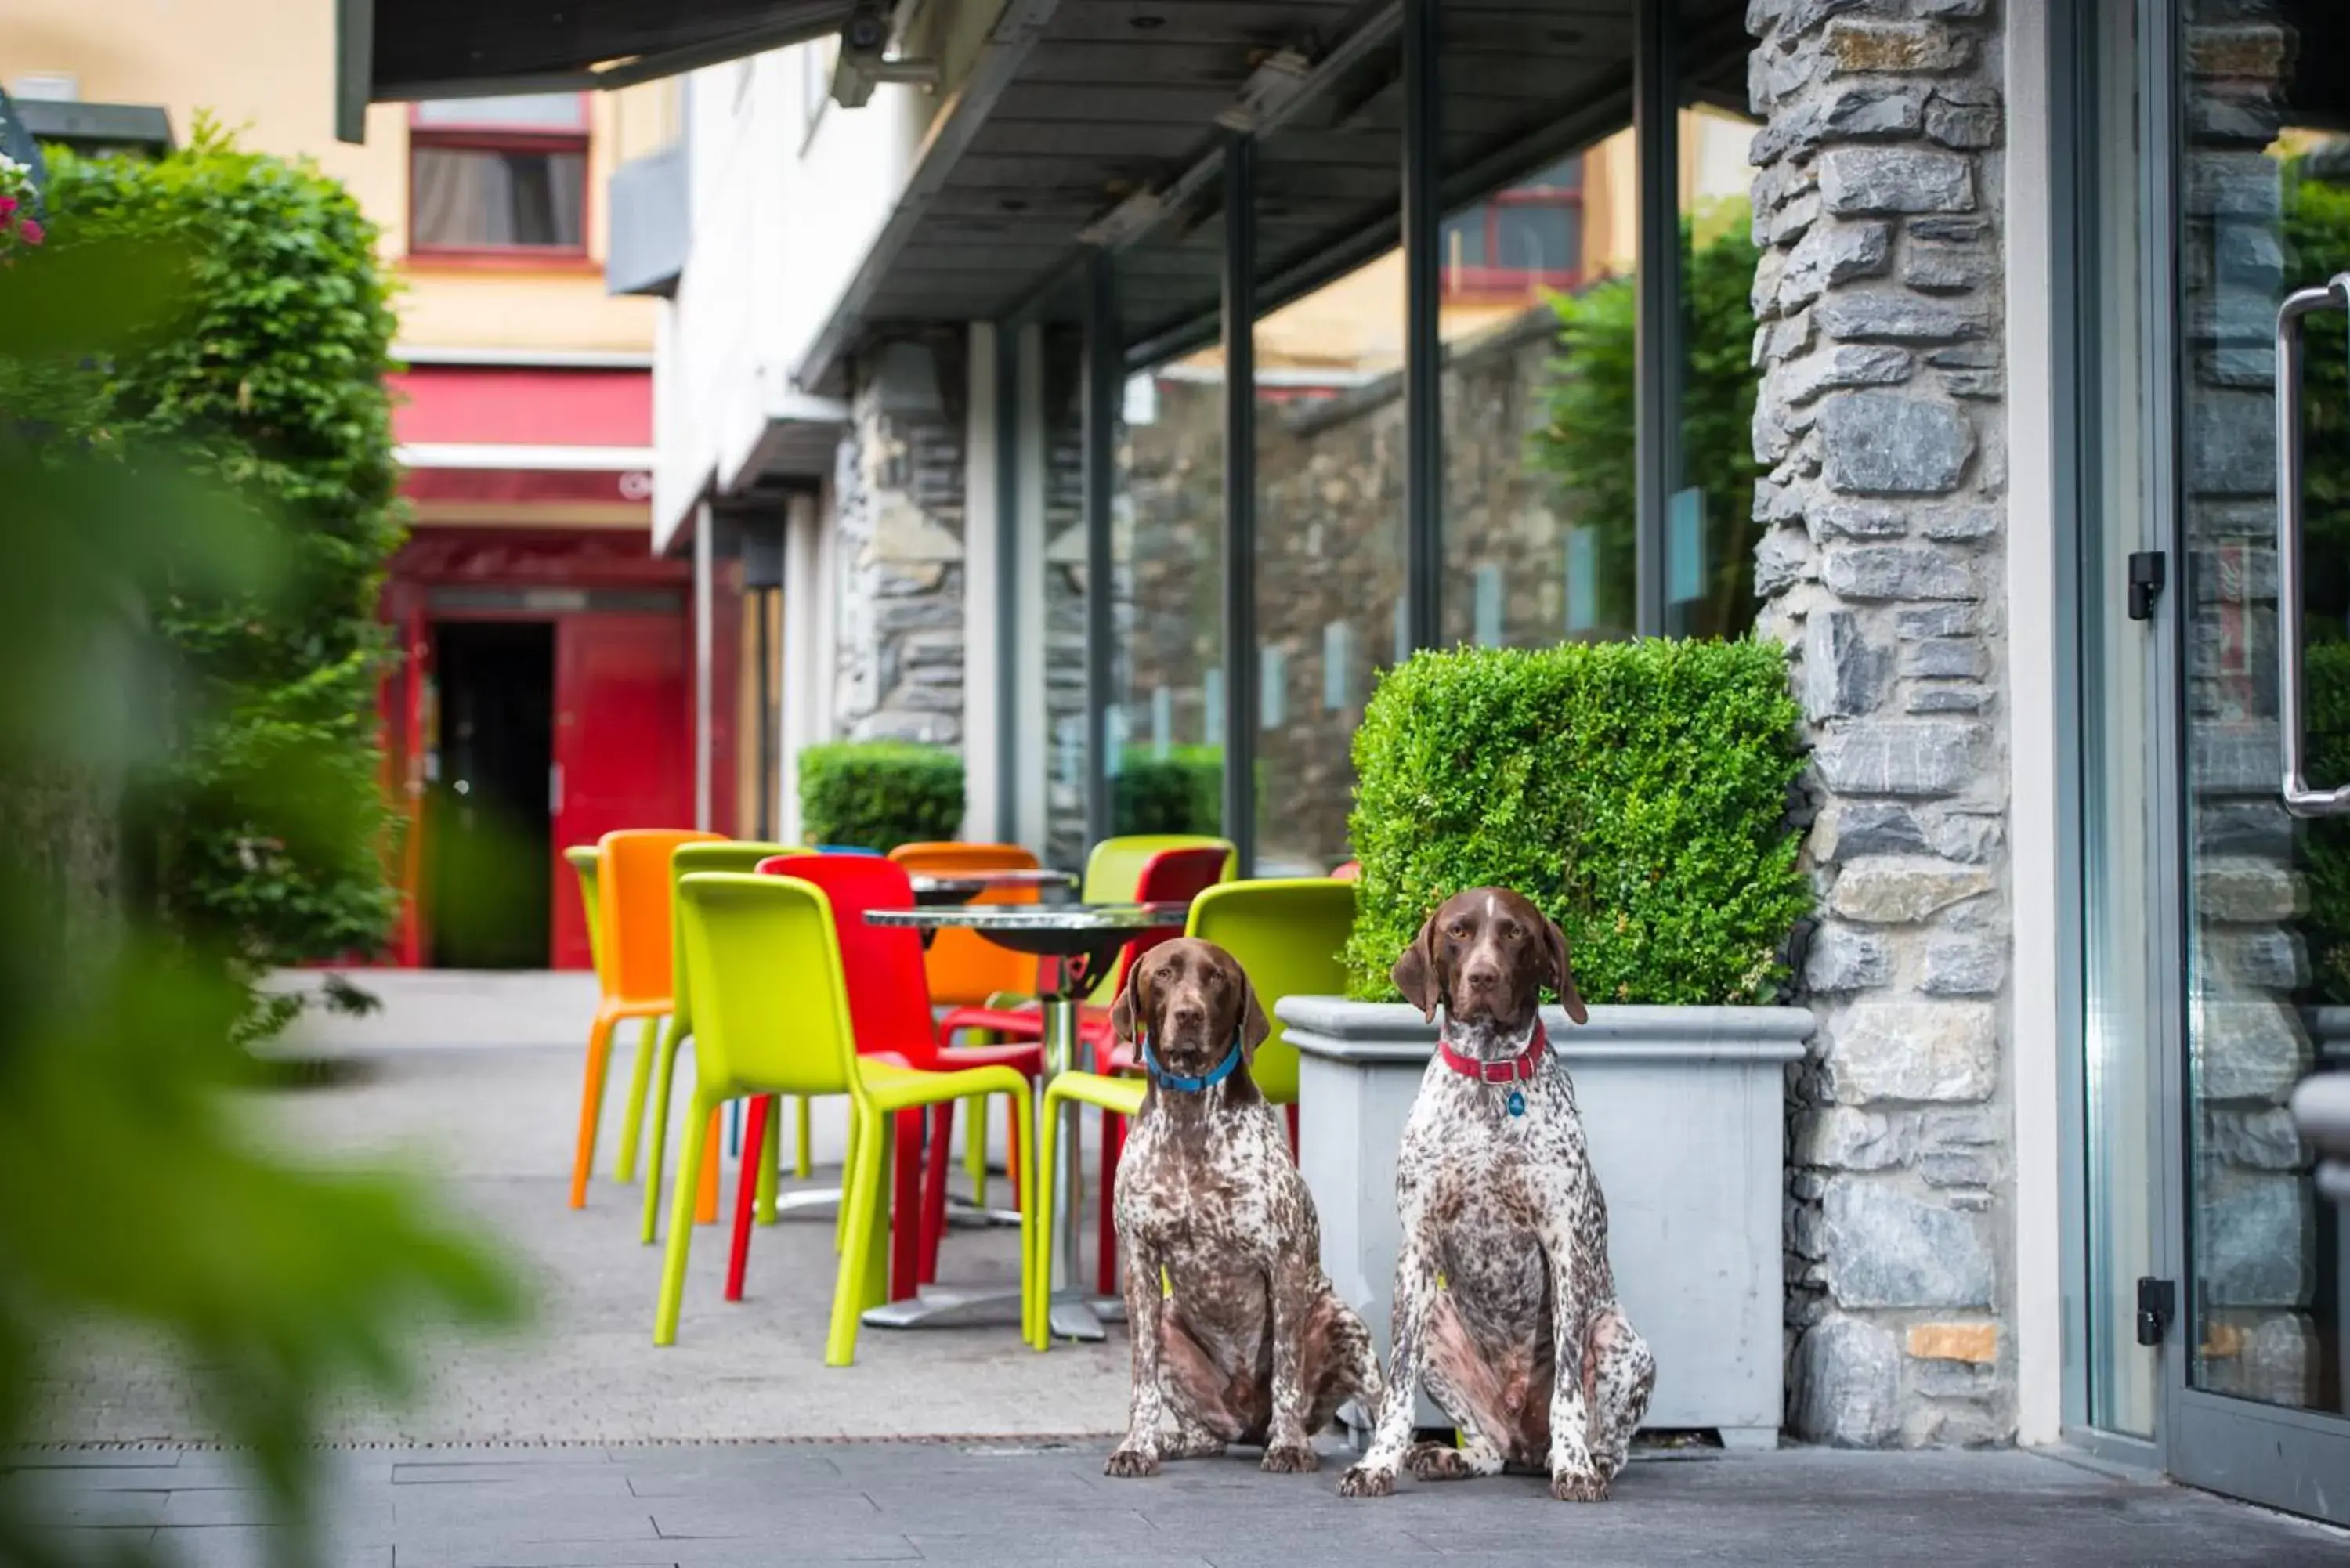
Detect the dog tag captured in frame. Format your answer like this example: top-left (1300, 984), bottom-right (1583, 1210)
top-left (1506, 1089), bottom-right (1526, 1118)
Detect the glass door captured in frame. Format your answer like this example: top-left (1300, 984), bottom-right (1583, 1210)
top-left (2164, 0), bottom-right (2350, 1519)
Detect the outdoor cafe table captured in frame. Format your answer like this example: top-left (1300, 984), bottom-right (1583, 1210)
top-left (862, 901), bottom-right (1190, 1341)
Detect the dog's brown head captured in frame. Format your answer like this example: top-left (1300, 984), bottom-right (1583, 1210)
top-left (1392, 887), bottom-right (1587, 1031)
top-left (1110, 936), bottom-right (1271, 1085)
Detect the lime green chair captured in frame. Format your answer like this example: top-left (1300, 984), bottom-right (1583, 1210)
top-left (1184, 878), bottom-right (1354, 1111)
top-left (1074, 835), bottom-right (1235, 1003)
top-left (1027, 1071), bottom-right (1145, 1349)
top-left (660, 872), bottom-right (1037, 1361)
top-left (634, 840), bottom-right (794, 1245)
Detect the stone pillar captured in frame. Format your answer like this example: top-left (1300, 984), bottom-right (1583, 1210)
top-left (830, 339), bottom-right (967, 748)
top-left (1747, 0), bottom-right (2014, 1445)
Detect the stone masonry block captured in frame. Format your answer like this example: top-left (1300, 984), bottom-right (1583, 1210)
top-left (1907, 1323), bottom-right (1998, 1364)
top-left (1825, 1002), bottom-right (1998, 1105)
top-left (1791, 1316), bottom-right (1902, 1447)
top-left (1814, 721), bottom-right (1985, 796)
top-left (1827, 20), bottom-right (1976, 75)
top-left (1818, 392), bottom-right (1974, 494)
top-left (1830, 858), bottom-right (1994, 923)
top-left (1820, 146), bottom-right (1977, 215)
top-left (1823, 544), bottom-right (1976, 601)
top-left (1822, 1177), bottom-right (1995, 1306)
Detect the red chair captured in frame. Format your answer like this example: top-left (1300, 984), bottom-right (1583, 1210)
top-left (726, 853), bottom-right (1043, 1306)
top-left (939, 844), bottom-right (1229, 1295)
top-left (1331, 859), bottom-right (1362, 882)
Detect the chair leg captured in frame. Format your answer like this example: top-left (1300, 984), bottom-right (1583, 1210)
top-left (794, 1096), bottom-right (813, 1180)
top-left (614, 1015), bottom-right (660, 1184)
top-left (726, 1099), bottom-right (742, 1158)
top-left (964, 1092), bottom-right (989, 1207)
top-left (834, 1111), bottom-right (857, 1255)
top-left (638, 1014), bottom-right (688, 1245)
top-left (890, 1107), bottom-right (923, 1302)
top-left (569, 1008), bottom-right (620, 1209)
top-left (827, 1106), bottom-right (888, 1367)
top-left (1007, 1095), bottom-right (1022, 1208)
top-left (696, 1107), bottom-right (724, 1225)
top-left (754, 1094), bottom-right (780, 1226)
top-left (726, 1095), bottom-right (771, 1302)
top-left (1030, 1088), bottom-right (1061, 1351)
top-left (1097, 1109), bottom-right (1126, 1296)
top-left (918, 1100), bottom-right (953, 1285)
top-left (653, 1091), bottom-right (714, 1346)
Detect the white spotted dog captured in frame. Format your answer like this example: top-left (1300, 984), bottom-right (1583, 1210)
top-left (1102, 938), bottom-right (1383, 1479)
top-left (1339, 887), bottom-right (1654, 1503)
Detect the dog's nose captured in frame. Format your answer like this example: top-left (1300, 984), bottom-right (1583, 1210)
top-left (1168, 1000), bottom-right (1208, 1032)
top-left (1462, 962), bottom-right (1499, 992)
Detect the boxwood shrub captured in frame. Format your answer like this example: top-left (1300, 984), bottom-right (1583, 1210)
top-left (2303, 642), bottom-right (2350, 1001)
top-left (1345, 638), bottom-right (1810, 1006)
top-left (798, 742), bottom-right (964, 852)
top-left (1114, 746), bottom-right (1224, 836)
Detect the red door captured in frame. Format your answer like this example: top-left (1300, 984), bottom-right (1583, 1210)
top-left (551, 613), bottom-right (692, 970)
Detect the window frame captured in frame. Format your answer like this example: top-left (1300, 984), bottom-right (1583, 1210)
top-left (406, 95), bottom-right (593, 264)
top-left (1441, 182), bottom-right (1585, 302)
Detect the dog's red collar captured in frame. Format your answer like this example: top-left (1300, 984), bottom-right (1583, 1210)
top-left (1436, 1022), bottom-right (1548, 1083)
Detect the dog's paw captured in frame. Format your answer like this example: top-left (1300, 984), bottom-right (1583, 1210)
top-left (1548, 1465), bottom-right (1610, 1502)
top-left (1104, 1446), bottom-right (1161, 1479)
top-left (1337, 1463), bottom-right (1394, 1498)
top-left (1406, 1442), bottom-right (1477, 1482)
top-left (1260, 1440), bottom-right (1319, 1475)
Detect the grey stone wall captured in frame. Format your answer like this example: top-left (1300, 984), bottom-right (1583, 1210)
top-left (1746, 0), bottom-right (2016, 1445)
top-left (831, 341), bottom-right (966, 748)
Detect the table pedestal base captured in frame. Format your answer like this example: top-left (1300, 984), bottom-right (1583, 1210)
top-left (862, 1287), bottom-right (1123, 1338)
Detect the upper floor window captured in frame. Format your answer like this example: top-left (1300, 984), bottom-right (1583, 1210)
top-left (1441, 154), bottom-right (1583, 302)
top-left (410, 94), bottom-right (588, 256)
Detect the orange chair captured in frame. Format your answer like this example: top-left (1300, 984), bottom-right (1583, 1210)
top-left (1332, 859), bottom-right (1362, 882)
top-left (570, 828), bottom-right (721, 1209)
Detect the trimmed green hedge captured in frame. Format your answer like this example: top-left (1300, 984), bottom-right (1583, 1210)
top-left (1114, 746), bottom-right (1222, 836)
top-left (799, 742), bottom-right (964, 851)
top-left (2305, 643), bottom-right (2350, 1002)
top-left (1344, 639), bottom-right (1811, 1006)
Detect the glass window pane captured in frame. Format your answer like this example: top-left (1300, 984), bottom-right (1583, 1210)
top-left (1253, 47), bottom-right (1405, 876)
top-left (1439, 0), bottom-right (1640, 650)
top-left (413, 93), bottom-right (587, 130)
top-left (1112, 186), bottom-right (1227, 847)
top-left (2178, 0), bottom-right (2344, 1418)
top-left (412, 148), bottom-right (586, 249)
top-left (1666, 103), bottom-right (1764, 640)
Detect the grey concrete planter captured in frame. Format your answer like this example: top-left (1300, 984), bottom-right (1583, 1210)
top-left (1278, 995), bottom-right (1813, 1451)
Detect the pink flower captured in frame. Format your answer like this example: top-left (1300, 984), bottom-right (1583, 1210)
top-left (0, 196), bottom-right (15, 222)
top-left (16, 218), bottom-right (42, 246)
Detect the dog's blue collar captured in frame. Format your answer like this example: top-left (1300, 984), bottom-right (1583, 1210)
top-left (1141, 1034), bottom-right (1243, 1093)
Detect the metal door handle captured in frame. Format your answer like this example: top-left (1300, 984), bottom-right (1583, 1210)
top-left (2276, 273), bottom-right (2350, 816)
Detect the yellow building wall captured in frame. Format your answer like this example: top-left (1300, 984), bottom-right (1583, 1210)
top-left (0, 0), bottom-right (668, 356)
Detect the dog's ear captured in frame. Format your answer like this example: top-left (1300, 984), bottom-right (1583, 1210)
top-left (1391, 912), bottom-right (1443, 1023)
top-left (1238, 972), bottom-right (1273, 1064)
top-left (1110, 953), bottom-right (1152, 1044)
top-left (1542, 914), bottom-right (1589, 1026)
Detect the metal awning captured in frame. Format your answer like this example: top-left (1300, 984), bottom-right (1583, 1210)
top-left (796, 0), bottom-right (1755, 393)
top-left (335, 0), bottom-right (851, 139)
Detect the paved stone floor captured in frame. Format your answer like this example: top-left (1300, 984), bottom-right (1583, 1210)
top-left (20, 975), bottom-right (2350, 1564)
top-left (9, 1440), bottom-right (2348, 1567)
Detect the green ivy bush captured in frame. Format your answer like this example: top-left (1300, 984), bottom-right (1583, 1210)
top-left (1114, 746), bottom-right (1223, 836)
top-left (27, 124), bottom-right (404, 1009)
top-left (2303, 643), bottom-right (2350, 1003)
top-left (800, 742), bottom-right (965, 851)
top-left (1344, 639), bottom-right (1811, 1006)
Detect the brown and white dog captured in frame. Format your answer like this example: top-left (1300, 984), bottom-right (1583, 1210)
top-left (1339, 888), bottom-right (1654, 1502)
top-left (1103, 937), bottom-right (1383, 1479)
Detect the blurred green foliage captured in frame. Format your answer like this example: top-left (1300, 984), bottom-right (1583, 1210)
top-left (797, 741), bottom-right (966, 851)
top-left (1345, 639), bottom-right (1810, 1006)
top-left (1527, 202), bottom-right (1764, 639)
top-left (31, 123), bottom-right (405, 1017)
top-left (0, 196), bottom-right (518, 1566)
top-left (1112, 746), bottom-right (1223, 837)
